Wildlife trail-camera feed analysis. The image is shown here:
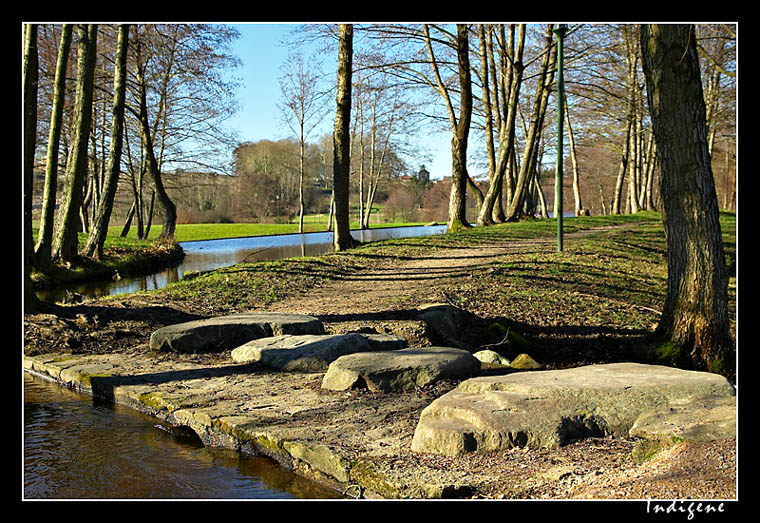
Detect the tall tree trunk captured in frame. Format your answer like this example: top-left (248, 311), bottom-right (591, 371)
top-left (298, 131), bottom-right (306, 233)
top-left (52, 24), bottom-right (98, 263)
top-left (478, 24), bottom-right (525, 226)
top-left (441, 25), bottom-right (474, 231)
top-left (476, 25), bottom-right (497, 226)
top-left (611, 119), bottom-right (632, 214)
top-left (332, 24), bottom-right (355, 251)
top-left (564, 96), bottom-right (584, 215)
top-left (23, 23), bottom-right (41, 312)
top-left (640, 24), bottom-right (734, 376)
top-left (135, 50), bottom-right (176, 241)
top-left (84, 24), bottom-right (130, 258)
top-left (35, 24), bottom-right (72, 270)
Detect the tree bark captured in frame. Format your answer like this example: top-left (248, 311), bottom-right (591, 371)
top-left (52, 24), bottom-right (98, 263)
top-left (640, 24), bottom-right (734, 376)
top-left (611, 119), bottom-right (632, 214)
top-left (332, 24), bottom-right (355, 251)
top-left (84, 24), bottom-right (130, 258)
top-left (564, 97), bottom-right (584, 216)
top-left (35, 24), bottom-right (72, 270)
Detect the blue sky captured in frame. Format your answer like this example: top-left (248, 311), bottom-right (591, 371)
top-left (225, 22), bottom-right (453, 180)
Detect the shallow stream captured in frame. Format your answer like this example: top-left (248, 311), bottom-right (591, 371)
top-left (23, 372), bottom-right (342, 499)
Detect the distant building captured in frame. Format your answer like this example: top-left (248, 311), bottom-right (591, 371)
top-left (417, 166), bottom-right (430, 183)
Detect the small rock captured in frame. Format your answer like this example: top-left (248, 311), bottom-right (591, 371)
top-left (473, 350), bottom-right (511, 366)
top-left (509, 353), bottom-right (543, 370)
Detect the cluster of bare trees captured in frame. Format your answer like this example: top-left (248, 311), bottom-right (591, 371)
top-left (336, 23), bottom-right (734, 229)
top-left (24, 24), bottom-right (240, 269)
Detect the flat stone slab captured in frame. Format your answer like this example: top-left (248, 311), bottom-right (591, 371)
top-left (321, 347), bottom-right (481, 392)
top-left (630, 395), bottom-right (736, 443)
top-left (230, 333), bottom-right (408, 372)
top-left (411, 362), bottom-right (735, 456)
top-left (149, 312), bottom-right (325, 353)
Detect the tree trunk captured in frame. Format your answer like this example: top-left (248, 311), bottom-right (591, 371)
top-left (35, 24), bottom-right (72, 270)
top-left (640, 24), bottom-right (734, 376)
top-left (478, 24), bottom-right (525, 227)
top-left (298, 131), bottom-right (305, 233)
top-left (84, 24), bottom-right (130, 259)
top-left (611, 119), bottom-right (632, 214)
top-left (447, 25), bottom-right (474, 232)
top-left (332, 24), bottom-right (355, 251)
top-left (504, 25), bottom-right (555, 221)
top-left (564, 97), bottom-right (584, 216)
top-left (120, 200), bottom-right (136, 237)
top-left (135, 52), bottom-right (176, 241)
top-left (52, 24), bottom-right (98, 263)
top-left (23, 23), bottom-right (41, 312)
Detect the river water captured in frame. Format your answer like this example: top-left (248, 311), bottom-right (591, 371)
top-left (37, 225), bottom-right (447, 304)
top-left (23, 372), bottom-right (342, 500)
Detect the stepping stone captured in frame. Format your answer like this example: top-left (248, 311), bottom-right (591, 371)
top-left (231, 333), bottom-right (408, 372)
top-left (410, 363), bottom-right (735, 456)
top-left (150, 312), bottom-right (325, 353)
top-left (321, 346), bottom-right (481, 393)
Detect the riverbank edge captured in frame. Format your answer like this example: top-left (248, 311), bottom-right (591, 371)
top-left (30, 242), bottom-right (186, 291)
top-left (23, 353), bottom-right (466, 499)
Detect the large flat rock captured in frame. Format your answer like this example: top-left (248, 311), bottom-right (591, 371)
top-left (321, 347), bottom-right (481, 392)
top-left (231, 333), bottom-right (408, 372)
top-left (149, 312), bottom-right (325, 353)
top-left (411, 363), bottom-right (735, 456)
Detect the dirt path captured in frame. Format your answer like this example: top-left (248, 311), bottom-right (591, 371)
top-left (264, 224), bottom-right (629, 318)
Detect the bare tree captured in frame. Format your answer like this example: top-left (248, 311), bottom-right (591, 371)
top-left (421, 24), bottom-right (474, 231)
top-left (639, 24), bottom-right (733, 376)
top-left (504, 24), bottom-right (556, 222)
top-left (476, 24), bottom-right (526, 226)
top-left (279, 51), bottom-right (329, 233)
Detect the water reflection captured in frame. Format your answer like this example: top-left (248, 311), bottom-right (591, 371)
top-left (23, 373), bottom-right (342, 500)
